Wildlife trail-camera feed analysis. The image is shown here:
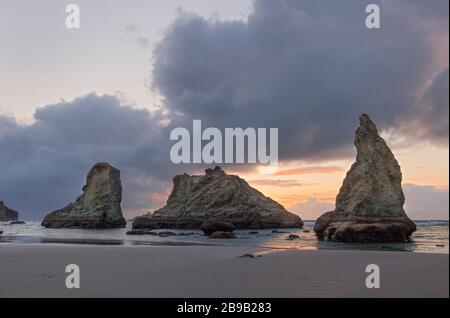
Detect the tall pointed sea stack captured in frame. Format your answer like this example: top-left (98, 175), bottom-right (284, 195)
top-left (314, 114), bottom-right (416, 242)
top-left (133, 166), bottom-right (303, 230)
top-left (42, 162), bottom-right (126, 229)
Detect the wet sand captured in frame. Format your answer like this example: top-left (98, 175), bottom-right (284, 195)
top-left (0, 244), bottom-right (448, 298)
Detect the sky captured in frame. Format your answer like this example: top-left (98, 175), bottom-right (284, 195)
top-left (0, 0), bottom-right (448, 221)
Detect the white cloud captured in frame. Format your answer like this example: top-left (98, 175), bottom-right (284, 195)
top-left (404, 184), bottom-right (449, 220)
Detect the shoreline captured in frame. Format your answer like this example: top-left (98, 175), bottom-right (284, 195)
top-left (1, 220), bottom-right (449, 254)
top-left (0, 236), bottom-right (448, 254)
top-left (0, 244), bottom-right (448, 298)
top-left (1, 234), bottom-right (449, 253)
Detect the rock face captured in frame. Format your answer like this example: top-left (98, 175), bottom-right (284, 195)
top-left (0, 201), bottom-right (18, 222)
top-left (133, 166), bottom-right (303, 230)
top-left (314, 114), bottom-right (416, 243)
top-left (42, 163), bottom-right (126, 229)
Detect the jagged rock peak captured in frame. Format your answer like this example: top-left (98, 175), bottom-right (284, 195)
top-left (205, 166), bottom-right (226, 175)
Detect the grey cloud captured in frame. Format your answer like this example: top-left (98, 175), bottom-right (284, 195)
top-left (125, 24), bottom-right (139, 33)
top-left (124, 23), bottom-right (150, 50)
top-left (152, 0), bottom-right (449, 161)
top-left (0, 93), bottom-right (180, 220)
top-left (418, 69), bottom-right (449, 143)
top-left (393, 68), bottom-right (449, 146)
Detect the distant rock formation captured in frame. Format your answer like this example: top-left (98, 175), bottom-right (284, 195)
top-left (286, 234), bottom-right (300, 241)
top-left (200, 220), bottom-right (236, 239)
top-left (9, 221), bottom-right (25, 225)
top-left (42, 162), bottom-right (126, 229)
top-left (0, 201), bottom-right (18, 222)
top-left (200, 221), bottom-right (236, 236)
top-left (133, 166), bottom-right (303, 230)
top-left (314, 114), bottom-right (416, 242)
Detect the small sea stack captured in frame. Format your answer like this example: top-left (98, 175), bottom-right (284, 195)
top-left (0, 201), bottom-right (19, 222)
top-left (133, 166), bottom-right (303, 230)
top-left (201, 221), bottom-right (236, 239)
top-left (41, 162), bottom-right (126, 229)
top-left (314, 114), bottom-right (416, 243)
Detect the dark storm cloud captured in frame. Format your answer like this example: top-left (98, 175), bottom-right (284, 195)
top-left (0, 93), bottom-right (181, 220)
top-left (416, 68), bottom-right (449, 144)
top-left (152, 0), bottom-right (449, 160)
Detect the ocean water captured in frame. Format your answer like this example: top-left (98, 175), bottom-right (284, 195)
top-left (0, 220), bottom-right (448, 254)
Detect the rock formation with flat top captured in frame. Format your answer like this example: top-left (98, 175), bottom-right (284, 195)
top-left (0, 201), bottom-right (18, 222)
top-left (42, 162), bottom-right (126, 229)
top-left (133, 166), bottom-right (303, 230)
top-left (314, 114), bottom-right (416, 242)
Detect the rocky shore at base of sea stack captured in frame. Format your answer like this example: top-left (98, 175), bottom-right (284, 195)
top-left (132, 166), bottom-right (303, 230)
top-left (0, 201), bottom-right (19, 222)
top-left (314, 114), bottom-right (416, 243)
top-left (41, 162), bottom-right (126, 229)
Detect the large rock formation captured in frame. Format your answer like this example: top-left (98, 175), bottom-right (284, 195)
top-left (314, 114), bottom-right (416, 242)
top-left (133, 166), bottom-right (303, 230)
top-left (42, 162), bottom-right (126, 229)
top-left (0, 201), bottom-right (19, 222)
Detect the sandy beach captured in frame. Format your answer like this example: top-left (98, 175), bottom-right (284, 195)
top-left (0, 245), bottom-right (447, 298)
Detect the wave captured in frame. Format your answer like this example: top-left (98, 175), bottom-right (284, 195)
top-left (414, 220), bottom-right (449, 227)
